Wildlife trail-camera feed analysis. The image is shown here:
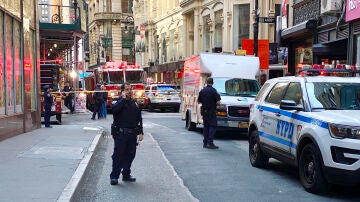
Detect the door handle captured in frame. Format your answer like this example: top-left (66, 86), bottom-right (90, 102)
top-left (275, 112), bottom-right (281, 117)
top-left (259, 108), bottom-right (263, 112)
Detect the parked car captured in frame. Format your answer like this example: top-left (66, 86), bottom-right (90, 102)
top-left (248, 76), bottom-right (360, 193)
top-left (145, 83), bottom-right (181, 112)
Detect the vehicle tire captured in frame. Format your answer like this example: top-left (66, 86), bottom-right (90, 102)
top-left (174, 105), bottom-right (180, 112)
top-left (186, 112), bottom-right (196, 131)
top-left (299, 144), bottom-right (330, 193)
top-left (56, 114), bottom-right (62, 123)
top-left (249, 130), bottom-right (269, 168)
top-left (148, 103), bottom-right (154, 112)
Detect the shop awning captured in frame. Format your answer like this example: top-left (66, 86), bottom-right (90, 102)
top-left (313, 39), bottom-right (347, 56)
top-left (281, 20), bottom-right (317, 40)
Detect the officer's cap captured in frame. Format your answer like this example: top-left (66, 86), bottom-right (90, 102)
top-left (43, 85), bottom-right (50, 90)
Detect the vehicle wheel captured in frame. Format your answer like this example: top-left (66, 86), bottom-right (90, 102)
top-left (186, 112), bottom-right (196, 131)
top-left (56, 114), bottom-right (62, 123)
top-left (299, 144), bottom-right (330, 193)
top-left (249, 130), bottom-right (269, 168)
top-left (148, 103), bottom-right (154, 112)
top-left (174, 105), bottom-right (180, 112)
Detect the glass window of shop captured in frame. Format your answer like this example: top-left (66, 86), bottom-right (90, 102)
top-left (3, 15), bottom-right (23, 115)
top-left (23, 28), bottom-right (37, 111)
top-left (294, 38), bottom-right (313, 71)
top-left (233, 4), bottom-right (250, 49)
top-left (214, 10), bottom-right (223, 49)
top-left (203, 15), bottom-right (211, 52)
top-left (2, 14), bottom-right (23, 115)
top-left (0, 11), bottom-right (4, 115)
top-left (356, 35), bottom-right (360, 68)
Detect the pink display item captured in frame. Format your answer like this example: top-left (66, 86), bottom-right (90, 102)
top-left (345, 0), bottom-right (360, 22)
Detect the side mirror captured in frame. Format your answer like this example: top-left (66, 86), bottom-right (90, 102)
top-left (280, 100), bottom-right (303, 111)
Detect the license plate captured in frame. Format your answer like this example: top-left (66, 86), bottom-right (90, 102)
top-left (238, 122), bottom-right (248, 128)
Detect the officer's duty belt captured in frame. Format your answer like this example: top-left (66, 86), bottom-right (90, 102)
top-left (118, 128), bottom-right (136, 133)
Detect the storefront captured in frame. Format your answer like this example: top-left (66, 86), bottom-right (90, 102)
top-left (346, 0), bottom-right (360, 68)
top-left (281, 20), bottom-right (317, 74)
top-left (0, 1), bottom-right (40, 140)
top-left (149, 61), bottom-right (184, 85)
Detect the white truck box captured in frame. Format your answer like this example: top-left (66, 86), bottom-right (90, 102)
top-left (181, 53), bottom-right (261, 132)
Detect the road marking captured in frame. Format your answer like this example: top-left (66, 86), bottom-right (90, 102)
top-left (148, 132), bottom-right (199, 202)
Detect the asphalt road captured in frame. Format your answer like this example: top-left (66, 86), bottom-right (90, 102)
top-left (72, 110), bottom-right (360, 202)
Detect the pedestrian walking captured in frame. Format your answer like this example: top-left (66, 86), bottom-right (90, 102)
top-left (110, 83), bottom-right (144, 185)
top-left (43, 85), bottom-right (53, 128)
top-left (62, 81), bottom-right (74, 113)
top-left (198, 77), bottom-right (221, 149)
top-left (91, 83), bottom-right (103, 120)
top-left (101, 84), bottom-right (108, 119)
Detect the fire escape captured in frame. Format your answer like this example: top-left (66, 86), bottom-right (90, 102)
top-left (39, 0), bottom-right (87, 89)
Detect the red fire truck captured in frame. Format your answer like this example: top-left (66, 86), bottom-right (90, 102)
top-left (91, 61), bottom-right (147, 109)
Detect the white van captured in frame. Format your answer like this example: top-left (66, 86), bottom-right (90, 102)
top-left (181, 53), bottom-right (261, 132)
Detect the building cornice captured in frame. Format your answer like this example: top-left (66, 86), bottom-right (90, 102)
top-left (180, 0), bottom-right (194, 8)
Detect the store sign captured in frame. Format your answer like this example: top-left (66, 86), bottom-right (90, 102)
top-left (345, 0), bottom-right (360, 22)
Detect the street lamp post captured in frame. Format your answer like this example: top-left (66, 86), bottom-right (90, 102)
top-left (253, 0), bottom-right (259, 56)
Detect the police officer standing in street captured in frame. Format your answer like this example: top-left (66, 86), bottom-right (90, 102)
top-left (43, 85), bottom-right (53, 128)
top-left (110, 83), bottom-right (144, 185)
top-left (198, 77), bottom-right (221, 149)
top-left (62, 81), bottom-right (74, 113)
top-left (91, 84), bottom-right (103, 120)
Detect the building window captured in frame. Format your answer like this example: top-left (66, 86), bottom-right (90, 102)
top-left (203, 15), bottom-right (211, 52)
top-left (214, 10), bottom-right (223, 49)
top-left (169, 29), bottom-right (175, 61)
top-left (14, 20), bottom-right (22, 113)
top-left (233, 4), bottom-right (250, 49)
top-left (122, 0), bottom-right (129, 13)
top-left (104, 0), bottom-right (112, 12)
top-left (162, 33), bottom-right (167, 63)
top-left (0, 11), bottom-right (4, 115)
top-left (5, 15), bottom-right (14, 114)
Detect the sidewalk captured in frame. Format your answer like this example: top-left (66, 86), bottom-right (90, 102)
top-left (0, 123), bottom-right (104, 202)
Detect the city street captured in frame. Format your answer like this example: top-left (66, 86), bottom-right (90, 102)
top-left (71, 110), bottom-right (359, 202)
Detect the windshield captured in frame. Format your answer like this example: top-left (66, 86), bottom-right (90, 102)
top-left (126, 71), bottom-right (143, 83)
top-left (104, 71), bottom-right (124, 84)
top-left (306, 82), bottom-right (360, 110)
top-left (212, 77), bottom-right (261, 97)
top-left (104, 71), bottom-right (143, 84)
top-left (156, 86), bottom-right (179, 95)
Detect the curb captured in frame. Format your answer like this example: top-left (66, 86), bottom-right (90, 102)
top-left (57, 127), bottom-right (105, 202)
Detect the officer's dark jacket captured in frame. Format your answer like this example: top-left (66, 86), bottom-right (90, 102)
top-left (198, 85), bottom-right (221, 111)
top-left (93, 87), bottom-right (104, 103)
top-left (63, 86), bottom-right (74, 97)
top-left (112, 97), bottom-right (143, 134)
top-left (44, 91), bottom-right (53, 110)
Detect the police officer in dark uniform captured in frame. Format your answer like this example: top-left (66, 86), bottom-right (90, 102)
top-left (43, 85), bottom-right (53, 128)
top-left (198, 77), bottom-right (221, 149)
top-left (62, 81), bottom-right (74, 113)
top-left (110, 83), bottom-right (144, 185)
top-left (91, 84), bottom-right (103, 120)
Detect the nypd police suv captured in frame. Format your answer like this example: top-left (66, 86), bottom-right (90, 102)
top-left (248, 76), bottom-right (360, 193)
